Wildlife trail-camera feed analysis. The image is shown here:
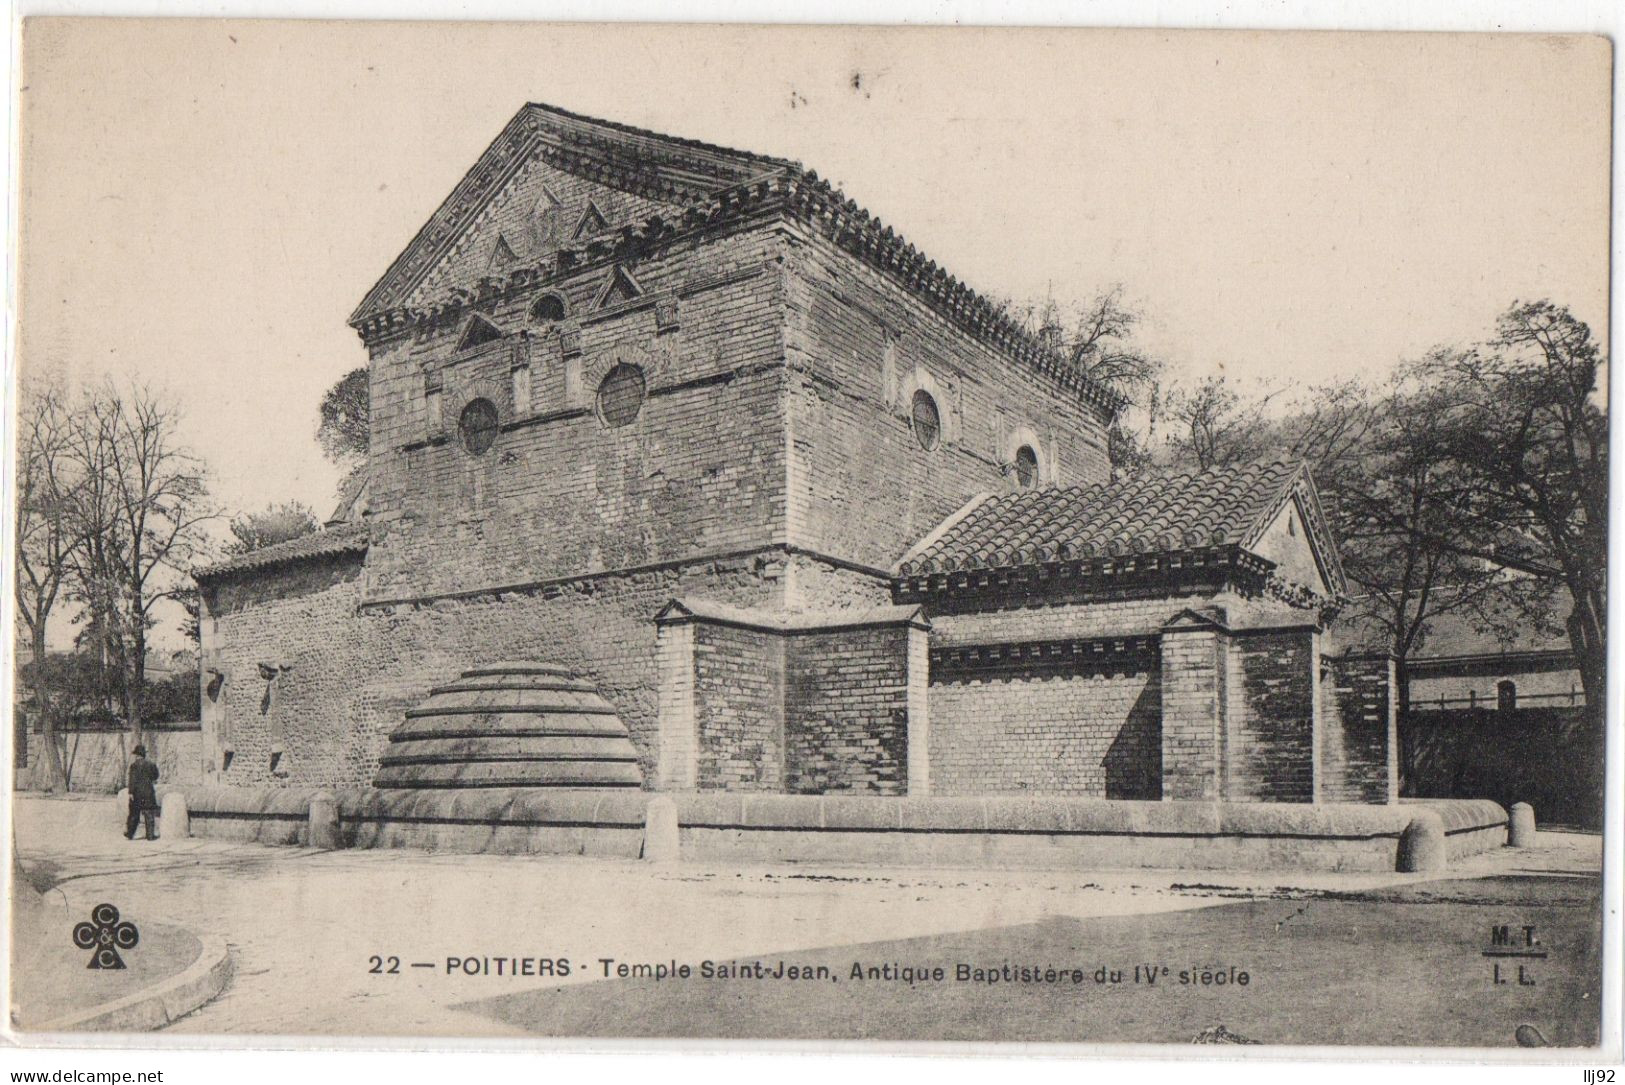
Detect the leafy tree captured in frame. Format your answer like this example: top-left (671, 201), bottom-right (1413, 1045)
top-left (1417, 301), bottom-right (1607, 710)
top-left (1330, 375), bottom-right (1542, 713)
top-left (318, 366), bottom-right (368, 457)
top-left (224, 502), bottom-right (319, 556)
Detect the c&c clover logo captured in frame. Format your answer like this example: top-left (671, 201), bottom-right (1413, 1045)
top-left (72, 903), bottom-right (139, 970)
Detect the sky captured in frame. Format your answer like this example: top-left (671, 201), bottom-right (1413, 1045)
top-left (17, 21), bottom-right (1612, 645)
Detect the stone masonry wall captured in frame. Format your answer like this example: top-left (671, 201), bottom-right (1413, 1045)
top-left (200, 552), bottom-right (783, 790)
top-left (784, 626), bottom-right (911, 794)
top-left (15, 726), bottom-right (203, 794)
top-left (782, 225), bottom-right (1113, 574)
top-left (928, 668), bottom-right (1161, 798)
top-left (1320, 653), bottom-right (1397, 803)
top-left (693, 621), bottom-right (785, 791)
top-left (1226, 630), bottom-right (1317, 803)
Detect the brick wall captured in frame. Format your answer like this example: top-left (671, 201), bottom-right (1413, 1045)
top-left (200, 552), bottom-right (783, 790)
top-left (784, 626), bottom-right (912, 794)
top-left (929, 667), bottom-right (1161, 798)
top-left (1226, 630), bottom-right (1318, 803)
top-left (364, 223), bottom-right (792, 604)
top-left (782, 226), bottom-right (1113, 573)
top-left (693, 622), bottom-right (785, 791)
top-left (1320, 653), bottom-right (1397, 804)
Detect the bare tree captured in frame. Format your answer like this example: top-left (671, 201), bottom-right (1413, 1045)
top-left (999, 285), bottom-right (1165, 477)
top-left (1160, 374), bottom-right (1286, 470)
top-left (14, 383), bottom-right (85, 790)
top-left (69, 384), bottom-right (215, 746)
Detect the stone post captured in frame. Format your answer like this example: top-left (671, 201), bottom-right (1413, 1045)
top-left (1398, 813), bottom-right (1446, 873)
top-left (159, 792), bottom-right (190, 840)
top-left (1509, 802), bottom-right (1537, 848)
top-left (308, 791), bottom-right (341, 849)
top-left (643, 796), bottom-right (680, 862)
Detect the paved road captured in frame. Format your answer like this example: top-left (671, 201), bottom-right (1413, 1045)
top-left (10, 795), bottom-right (1602, 1041)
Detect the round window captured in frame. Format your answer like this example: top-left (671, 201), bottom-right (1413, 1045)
top-left (597, 364), bottom-right (647, 428)
top-left (1014, 445), bottom-right (1039, 488)
top-left (458, 398), bottom-right (499, 455)
top-left (911, 390), bottom-right (941, 451)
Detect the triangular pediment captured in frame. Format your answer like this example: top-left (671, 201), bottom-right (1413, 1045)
top-left (457, 313), bottom-right (505, 351)
top-left (530, 187), bottom-right (564, 244)
top-left (573, 201), bottom-right (609, 239)
top-left (1242, 464), bottom-right (1346, 596)
top-left (593, 265), bottom-right (643, 310)
top-left (487, 234), bottom-right (520, 272)
top-left (1163, 606), bottom-right (1229, 633)
top-left (351, 102), bottom-right (794, 327)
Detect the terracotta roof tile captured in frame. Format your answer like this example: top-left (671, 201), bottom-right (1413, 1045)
top-left (897, 460), bottom-right (1308, 576)
top-left (194, 523), bottom-right (368, 581)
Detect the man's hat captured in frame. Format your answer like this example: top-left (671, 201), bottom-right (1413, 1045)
top-left (132, 744), bottom-right (146, 757)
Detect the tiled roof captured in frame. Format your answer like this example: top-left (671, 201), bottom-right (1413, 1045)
top-left (194, 523), bottom-right (368, 581)
top-left (897, 460), bottom-right (1310, 576)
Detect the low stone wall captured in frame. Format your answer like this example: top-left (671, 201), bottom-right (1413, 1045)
top-left (15, 726), bottom-right (204, 794)
top-left (179, 786), bottom-right (1509, 873)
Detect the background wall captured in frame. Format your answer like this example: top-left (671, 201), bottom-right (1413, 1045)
top-left (1402, 705), bottom-right (1602, 828)
top-left (13, 725), bottom-right (204, 795)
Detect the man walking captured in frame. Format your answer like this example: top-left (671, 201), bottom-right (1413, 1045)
top-left (125, 744), bottom-right (160, 841)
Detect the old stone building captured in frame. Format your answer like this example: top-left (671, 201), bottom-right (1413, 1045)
top-left (194, 102), bottom-right (1395, 806)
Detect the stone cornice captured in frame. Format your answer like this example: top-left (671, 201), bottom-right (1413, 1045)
top-left (356, 172), bottom-right (1125, 416)
top-left (891, 544), bottom-right (1276, 611)
top-left (931, 635), bottom-right (1160, 681)
top-left (351, 106), bottom-right (1126, 417)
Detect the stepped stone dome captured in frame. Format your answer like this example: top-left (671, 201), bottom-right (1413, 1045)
top-left (373, 661), bottom-right (644, 789)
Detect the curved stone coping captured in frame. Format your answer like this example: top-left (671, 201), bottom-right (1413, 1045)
top-left (1399, 798), bottom-right (1510, 834)
top-left (187, 788), bottom-right (316, 819)
top-left (182, 788), bottom-right (1476, 842)
top-left (674, 795), bottom-right (1432, 840)
top-left (37, 934), bottom-right (232, 1033)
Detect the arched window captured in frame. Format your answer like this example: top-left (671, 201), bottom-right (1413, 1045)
top-left (1497, 679), bottom-right (1517, 712)
top-left (911, 390), bottom-right (941, 451)
top-left (597, 364), bottom-right (646, 428)
top-left (1014, 445), bottom-right (1039, 488)
top-left (530, 292), bottom-right (567, 323)
top-left (458, 398), bottom-right (499, 455)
